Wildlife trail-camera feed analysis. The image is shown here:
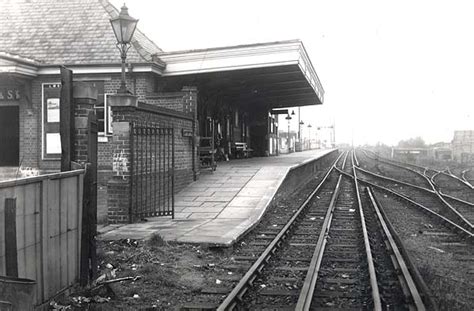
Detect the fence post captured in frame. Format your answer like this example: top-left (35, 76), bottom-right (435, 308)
top-left (60, 66), bottom-right (74, 172)
top-left (79, 163), bottom-right (90, 286)
top-left (4, 198), bottom-right (18, 277)
top-left (73, 83), bottom-right (98, 286)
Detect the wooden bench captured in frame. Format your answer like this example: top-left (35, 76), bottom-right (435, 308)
top-left (199, 137), bottom-right (216, 171)
top-left (232, 142), bottom-right (253, 159)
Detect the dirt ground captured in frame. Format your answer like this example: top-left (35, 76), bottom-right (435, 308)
top-left (53, 161), bottom-right (331, 310)
top-left (54, 237), bottom-right (230, 310)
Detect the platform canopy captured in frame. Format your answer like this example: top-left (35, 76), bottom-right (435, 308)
top-left (157, 40), bottom-right (324, 109)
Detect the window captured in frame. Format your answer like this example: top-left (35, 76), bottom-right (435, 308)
top-left (91, 81), bottom-right (112, 135)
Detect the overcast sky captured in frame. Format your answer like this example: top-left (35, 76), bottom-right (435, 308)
top-left (112, 0), bottom-right (474, 146)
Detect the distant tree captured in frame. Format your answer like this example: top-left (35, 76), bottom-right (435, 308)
top-left (397, 137), bottom-right (427, 148)
top-left (375, 141), bottom-right (390, 148)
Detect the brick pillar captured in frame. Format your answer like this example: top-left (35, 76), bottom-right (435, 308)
top-left (107, 94), bottom-right (138, 223)
top-left (182, 86), bottom-right (199, 180)
top-left (73, 82), bottom-right (97, 164)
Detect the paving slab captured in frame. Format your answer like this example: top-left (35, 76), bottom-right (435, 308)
top-left (98, 149), bottom-right (335, 246)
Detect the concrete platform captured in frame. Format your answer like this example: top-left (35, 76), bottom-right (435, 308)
top-left (98, 149), bottom-right (335, 246)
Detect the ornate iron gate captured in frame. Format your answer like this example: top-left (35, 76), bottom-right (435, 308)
top-left (130, 122), bottom-right (174, 220)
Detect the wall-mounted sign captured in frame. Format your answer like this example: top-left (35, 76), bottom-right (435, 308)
top-left (47, 98), bottom-right (60, 122)
top-left (46, 133), bottom-right (61, 154)
top-left (0, 88), bottom-right (21, 100)
top-left (42, 83), bottom-right (61, 158)
top-left (270, 109), bottom-right (289, 115)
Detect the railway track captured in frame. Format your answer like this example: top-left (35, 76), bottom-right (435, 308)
top-left (180, 154), bottom-right (338, 309)
top-left (431, 171), bottom-right (474, 201)
top-left (461, 169), bottom-right (474, 187)
top-left (365, 185), bottom-right (474, 310)
top-left (180, 150), bottom-right (472, 310)
top-left (355, 150), bottom-right (474, 233)
top-left (362, 149), bottom-right (474, 193)
top-left (359, 150), bottom-right (433, 189)
top-left (344, 151), bottom-right (474, 309)
top-left (181, 151), bottom-right (432, 310)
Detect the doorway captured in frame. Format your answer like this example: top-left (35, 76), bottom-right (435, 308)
top-left (0, 106), bottom-right (19, 166)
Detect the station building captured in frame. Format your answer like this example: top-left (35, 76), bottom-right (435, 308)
top-left (0, 0), bottom-right (325, 223)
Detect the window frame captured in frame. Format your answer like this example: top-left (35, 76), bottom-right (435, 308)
top-left (94, 93), bottom-right (113, 136)
top-left (41, 82), bottom-right (62, 160)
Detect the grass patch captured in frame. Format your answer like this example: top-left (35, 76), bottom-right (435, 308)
top-left (418, 263), bottom-right (471, 311)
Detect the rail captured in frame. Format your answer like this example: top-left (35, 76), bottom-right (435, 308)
top-left (366, 187), bottom-right (428, 311)
top-left (351, 151), bottom-right (382, 311)
top-left (295, 173), bottom-right (343, 310)
top-left (296, 150), bottom-right (382, 310)
top-left (355, 162), bottom-right (474, 210)
top-left (461, 169), bottom-right (473, 187)
top-left (358, 149), bottom-right (474, 232)
top-left (339, 168), bottom-right (474, 240)
top-left (216, 149), bottom-right (443, 310)
top-left (216, 152), bottom-right (344, 310)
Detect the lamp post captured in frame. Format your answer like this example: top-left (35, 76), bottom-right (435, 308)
top-left (297, 107), bottom-right (301, 142)
top-left (299, 120), bottom-right (304, 149)
top-left (307, 124), bottom-right (312, 150)
top-left (110, 4), bottom-right (139, 94)
top-left (285, 114), bottom-right (292, 153)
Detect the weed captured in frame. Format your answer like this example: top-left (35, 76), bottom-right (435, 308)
top-left (148, 233), bottom-right (167, 248)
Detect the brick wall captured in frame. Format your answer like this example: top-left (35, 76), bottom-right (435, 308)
top-left (146, 91), bottom-right (190, 112)
top-left (15, 72), bottom-right (172, 171)
top-left (107, 88), bottom-right (198, 223)
top-left (99, 73), bottom-right (154, 169)
top-left (4, 72), bottom-right (200, 224)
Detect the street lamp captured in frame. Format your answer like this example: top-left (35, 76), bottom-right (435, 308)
top-left (285, 114), bottom-right (292, 153)
top-left (299, 120), bottom-right (304, 149)
top-left (110, 4), bottom-right (139, 94)
top-left (307, 124), bottom-right (312, 150)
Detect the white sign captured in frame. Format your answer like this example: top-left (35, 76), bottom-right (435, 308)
top-left (46, 133), bottom-right (61, 154)
top-left (47, 98), bottom-right (60, 122)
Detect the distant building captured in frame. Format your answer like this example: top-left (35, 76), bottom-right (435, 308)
top-left (452, 130), bottom-right (474, 163)
top-left (391, 147), bottom-right (428, 162)
top-left (429, 142), bottom-right (452, 161)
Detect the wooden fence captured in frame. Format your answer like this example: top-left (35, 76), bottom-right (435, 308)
top-left (0, 169), bottom-right (84, 307)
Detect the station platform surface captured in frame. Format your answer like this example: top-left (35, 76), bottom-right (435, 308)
top-left (98, 149), bottom-right (334, 246)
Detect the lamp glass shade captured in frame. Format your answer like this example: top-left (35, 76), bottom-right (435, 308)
top-left (110, 5), bottom-right (138, 44)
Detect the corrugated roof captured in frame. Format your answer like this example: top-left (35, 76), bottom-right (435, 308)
top-left (0, 0), bottom-right (162, 65)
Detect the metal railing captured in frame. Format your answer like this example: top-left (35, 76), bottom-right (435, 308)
top-left (130, 122), bottom-right (174, 220)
